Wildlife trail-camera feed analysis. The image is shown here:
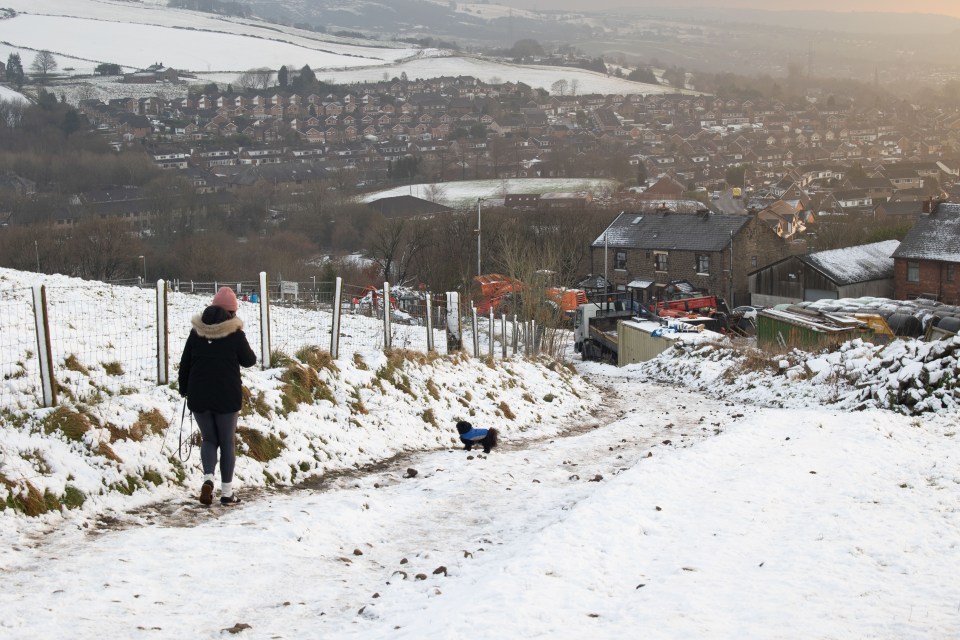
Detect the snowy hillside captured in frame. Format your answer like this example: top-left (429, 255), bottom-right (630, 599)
top-left (0, 267), bottom-right (600, 525)
top-left (0, 0), bottom-right (674, 96)
top-left (1, 331), bottom-right (958, 638)
top-left (361, 177), bottom-right (619, 208)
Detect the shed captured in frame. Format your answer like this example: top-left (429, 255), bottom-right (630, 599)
top-left (617, 319), bottom-right (718, 366)
top-left (749, 240), bottom-right (898, 306)
top-left (756, 307), bottom-right (867, 350)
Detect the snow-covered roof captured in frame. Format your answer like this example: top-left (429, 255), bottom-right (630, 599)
top-left (800, 240), bottom-right (899, 285)
top-left (892, 203), bottom-right (960, 262)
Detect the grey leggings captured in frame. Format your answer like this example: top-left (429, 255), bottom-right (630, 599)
top-left (193, 411), bottom-right (238, 483)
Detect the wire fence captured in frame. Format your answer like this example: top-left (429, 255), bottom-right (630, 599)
top-left (0, 288), bottom-right (40, 410)
top-left (45, 285), bottom-right (158, 406)
top-left (1, 276), bottom-right (553, 413)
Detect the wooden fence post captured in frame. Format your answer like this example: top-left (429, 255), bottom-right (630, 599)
top-left (330, 276), bottom-right (342, 359)
top-left (383, 281), bottom-right (392, 351)
top-left (425, 291), bottom-right (434, 352)
top-left (31, 285), bottom-right (57, 407)
top-left (156, 279), bottom-right (168, 385)
top-left (259, 271), bottom-right (271, 369)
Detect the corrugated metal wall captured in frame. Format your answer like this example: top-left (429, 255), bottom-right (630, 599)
top-left (618, 321), bottom-right (675, 366)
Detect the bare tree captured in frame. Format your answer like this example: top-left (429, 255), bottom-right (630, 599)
top-left (423, 183), bottom-right (447, 204)
top-left (235, 67), bottom-right (273, 90)
top-left (368, 217), bottom-right (432, 285)
top-left (570, 78), bottom-right (580, 96)
top-left (31, 50), bottom-right (58, 80)
top-left (550, 79), bottom-right (568, 96)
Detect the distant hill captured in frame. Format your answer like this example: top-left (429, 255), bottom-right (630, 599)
top-left (621, 6), bottom-right (960, 35)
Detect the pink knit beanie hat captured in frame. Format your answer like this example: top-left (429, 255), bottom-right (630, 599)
top-left (212, 286), bottom-right (239, 312)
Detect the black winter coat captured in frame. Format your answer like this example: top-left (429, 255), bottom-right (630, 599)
top-left (178, 305), bottom-right (257, 413)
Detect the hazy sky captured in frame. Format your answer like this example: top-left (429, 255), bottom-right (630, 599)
top-left (508, 0), bottom-right (960, 17)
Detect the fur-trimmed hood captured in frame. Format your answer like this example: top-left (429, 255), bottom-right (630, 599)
top-left (191, 314), bottom-right (244, 340)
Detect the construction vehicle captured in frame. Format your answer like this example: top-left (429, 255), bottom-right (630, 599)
top-left (577, 293), bottom-right (740, 362)
top-left (650, 295), bottom-right (728, 318)
top-left (575, 296), bottom-right (648, 363)
top-left (472, 274), bottom-right (587, 319)
top-left (731, 187), bottom-right (742, 198)
top-left (649, 294), bottom-right (734, 334)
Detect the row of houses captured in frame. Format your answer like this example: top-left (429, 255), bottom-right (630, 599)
top-left (587, 203), bottom-right (960, 308)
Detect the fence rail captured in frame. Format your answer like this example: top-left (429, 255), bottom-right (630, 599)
top-left (0, 274), bottom-right (544, 412)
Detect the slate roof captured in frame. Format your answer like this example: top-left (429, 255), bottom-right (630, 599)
top-left (799, 240), bottom-right (899, 285)
top-left (592, 211), bottom-right (750, 252)
top-left (892, 203), bottom-right (960, 262)
top-left (366, 195), bottom-right (454, 218)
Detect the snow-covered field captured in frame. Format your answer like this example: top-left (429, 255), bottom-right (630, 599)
top-left (0, 0), bottom-right (675, 98)
top-left (0, 12), bottom-right (417, 74)
top-left (294, 56), bottom-right (677, 96)
top-left (1, 266), bottom-right (959, 637)
top-left (361, 178), bottom-right (619, 208)
top-left (0, 84), bottom-right (27, 103)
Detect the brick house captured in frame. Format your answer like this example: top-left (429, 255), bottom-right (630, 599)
top-left (892, 203), bottom-right (960, 304)
top-left (590, 211), bottom-right (794, 307)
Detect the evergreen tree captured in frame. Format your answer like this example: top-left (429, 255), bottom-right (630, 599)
top-left (6, 53), bottom-right (24, 89)
top-left (278, 65), bottom-right (288, 88)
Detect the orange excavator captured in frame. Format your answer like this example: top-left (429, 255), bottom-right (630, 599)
top-left (472, 274), bottom-right (587, 318)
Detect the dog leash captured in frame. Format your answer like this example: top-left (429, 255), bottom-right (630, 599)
top-left (178, 398), bottom-right (196, 463)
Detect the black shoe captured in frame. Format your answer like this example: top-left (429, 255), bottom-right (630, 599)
top-left (199, 480), bottom-right (214, 506)
top-left (220, 495), bottom-right (241, 506)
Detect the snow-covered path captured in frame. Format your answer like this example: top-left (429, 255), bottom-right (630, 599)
top-left (2, 371), bottom-right (959, 639)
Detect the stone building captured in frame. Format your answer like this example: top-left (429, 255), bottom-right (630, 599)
top-left (892, 203), bottom-right (960, 304)
top-left (589, 210), bottom-right (795, 307)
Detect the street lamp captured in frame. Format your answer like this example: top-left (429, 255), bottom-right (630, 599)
top-left (138, 255), bottom-right (146, 285)
top-left (476, 197), bottom-right (484, 276)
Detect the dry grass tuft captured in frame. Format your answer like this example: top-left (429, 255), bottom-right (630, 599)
top-left (498, 401), bottom-right (516, 420)
top-left (421, 408), bottom-right (438, 427)
top-left (280, 363), bottom-right (336, 413)
top-left (353, 353), bottom-right (369, 370)
top-left (426, 379), bottom-right (441, 401)
top-left (102, 361), bottom-right (124, 376)
top-left (43, 406), bottom-right (92, 442)
top-left (241, 386), bottom-right (271, 418)
top-left (130, 408), bottom-right (166, 442)
top-left (350, 386), bottom-right (368, 415)
top-left (297, 346), bottom-right (340, 373)
top-left (722, 345), bottom-right (782, 384)
top-left (64, 354), bottom-right (89, 375)
top-left (95, 442), bottom-right (123, 463)
top-left (376, 360), bottom-right (416, 398)
top-left (1, 474), bottom-right (50, 516)
top-left (237, 426), bottom-right (284, 462)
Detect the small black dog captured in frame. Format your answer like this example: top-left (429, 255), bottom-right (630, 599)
top-left (456, 420), bottom-right (498, 454)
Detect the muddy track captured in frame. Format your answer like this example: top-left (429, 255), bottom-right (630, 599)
top-left (91, 378), bottom-right (629, 534)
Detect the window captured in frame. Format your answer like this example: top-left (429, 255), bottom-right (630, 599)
top-left (947, 264), bottom-right (956, 282)
top-left (751, 256), bottom-right (758, 267)
top-left (615, 250), bottom-right (627, 270)
top-left (654, 251), bottom-right (668, 272)
top-left (907, 261), bottom-right (920, 283)
top-left (696, 254), bottom-right (710, 275)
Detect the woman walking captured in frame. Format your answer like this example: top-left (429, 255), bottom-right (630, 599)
top-left (178, 287), bottom-right (256, 506)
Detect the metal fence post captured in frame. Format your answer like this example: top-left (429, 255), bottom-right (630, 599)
top-left (445, 292), bottom-right (461, 352)
top-left (501, 313), bottom-right (507, 358)
top-left (488, 308), bottom-right (494, 359)
top-left (425, 291), bottom-right (434, 352)
top-left (330, 276), bottom-right (342, 359)
top-left (156, 279), bottom-right (168, 385)
top-left (259, 271), bottom-right (271, 369)
top-left (383, 281), bottom-right (392, 351)
top-left (512, 314), bottom-right (518, 356)
top-left (471, 306), bottom-right (479, 357)
top-left (31, 284), bottom-right (57, 407)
